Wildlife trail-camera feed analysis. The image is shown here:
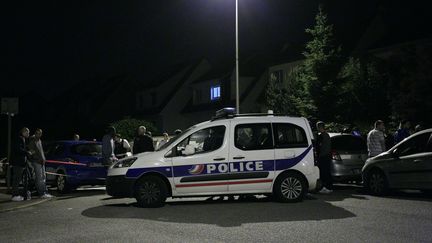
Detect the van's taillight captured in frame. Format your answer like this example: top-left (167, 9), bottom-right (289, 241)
top-left (331, 150), bottom-right (342, 161)
top-left (313, 148), bottom-right (318, 166)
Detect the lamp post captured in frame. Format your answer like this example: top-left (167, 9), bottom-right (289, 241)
top-left (235, 0), bottom-right (240, 114)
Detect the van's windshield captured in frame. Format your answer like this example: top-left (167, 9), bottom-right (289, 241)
top-left (156, 126), bottom-right (195, 151)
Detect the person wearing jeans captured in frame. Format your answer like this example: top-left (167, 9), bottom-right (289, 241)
top-left (28, 128), bottom-right (53, 199)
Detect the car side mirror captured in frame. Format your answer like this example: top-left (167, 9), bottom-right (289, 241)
top-left (183, 144), bottom-right (196, 156)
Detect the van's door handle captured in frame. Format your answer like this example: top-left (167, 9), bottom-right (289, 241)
top-left (233, 156), bottom-right (245, 160)
top-left (213, 157), bottom-right (225, 161)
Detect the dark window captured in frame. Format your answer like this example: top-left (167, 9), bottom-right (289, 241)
top-left (331, 135), bottom-right (366, 151)
top-left (71, 144), bottom-right (102, 156)
top-left (174, 126), bottom-right (226, 156)
top-left (193, 89), bottom-right (203, 104)
top-left (45, 143), bottom-right (65, 157)
top-left (273, 123), bottom-right (308, 148)
top-left (270, 70), bottom-right (284, 83)
top-left (235, 123), bottom-right (273, 150)
top-left (427, 134), bottom-right (432, 152)
top-left (395, 132), bottom-right (432, 156)
top-left (151, 92), bottom-right (157, 106)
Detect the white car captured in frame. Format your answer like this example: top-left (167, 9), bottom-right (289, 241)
top-left (106, 108), bottom-right (320, 207)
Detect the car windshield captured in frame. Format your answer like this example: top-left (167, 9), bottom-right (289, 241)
top-left (156, 126), bottom-right (195, 151)
top-left (331, 135), bottom-right (366, 151)
top-left (71, 143), bottom-right (102, 156)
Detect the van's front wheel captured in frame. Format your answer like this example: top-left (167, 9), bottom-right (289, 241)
top-left (274, 172), bottom-right (306, 203)
top-left (134, 176), bottom-right (167, 208)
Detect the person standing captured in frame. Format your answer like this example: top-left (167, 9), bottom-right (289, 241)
top-left (114, 133), bottom-right (131, 159)
top-left (10, 127), bottom-right (32, 202)
top-left (133, 126), bottom-right (154, 155)
top-left (157, 132), bottom-right (170, 149)
top-left (316, 121), bottom-right (333, 193)
top-left (367, 120), bottom-right (386, 158)
top-left (394, 120), bottom-right (411, 144)
top-left (28, 129), bottom-right (53, 199)
top-left (102, 126), bottom-right (118, 166)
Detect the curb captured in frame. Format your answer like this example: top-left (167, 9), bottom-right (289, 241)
top-left (0, 198), bottom-right (53, 213)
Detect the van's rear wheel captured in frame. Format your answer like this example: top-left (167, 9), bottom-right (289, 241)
top-left (134, 176), bottom-right (167, 208)
top-left (274, 172), bottom-right (306, 203)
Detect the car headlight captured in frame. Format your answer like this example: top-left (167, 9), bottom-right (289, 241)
top-left (113, 157), bottom-right (138, 168)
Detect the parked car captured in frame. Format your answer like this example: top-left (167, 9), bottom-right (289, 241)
top-left (44, 140), bottom-right (107, 193)
top-left (107, 108), bottom-right (320, 207)
top-left (329, 133), bottom-right (368, 183)
top-left (362, 128), bottom-right (432, 195)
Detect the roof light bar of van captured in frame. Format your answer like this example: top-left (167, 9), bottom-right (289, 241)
top-left (212, 107), bottom-right (236, 120)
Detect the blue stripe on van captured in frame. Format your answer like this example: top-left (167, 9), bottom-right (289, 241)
top-left (125, 145), bottom-right (313, 179)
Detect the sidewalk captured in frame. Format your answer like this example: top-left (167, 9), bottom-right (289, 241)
top-left (0, 178), bottom-right (52, 213)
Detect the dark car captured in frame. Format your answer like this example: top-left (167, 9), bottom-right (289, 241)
top-left (362, 129), bottom-right (432, 195)
top-left (329, 133), bottom-right (368, 182)
top-left (44, 140), bottom-right (106, 193)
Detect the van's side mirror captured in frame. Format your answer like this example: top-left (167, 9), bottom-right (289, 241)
top-left (183, 144), bottom-right (196, 156)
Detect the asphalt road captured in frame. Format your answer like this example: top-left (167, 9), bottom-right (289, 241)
top-left (0, 185), bottom-right (431, 243)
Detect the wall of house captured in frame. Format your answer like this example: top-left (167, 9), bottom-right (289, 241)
top-left (160, 59), bottom-right (212, 133)
top-left (135, 67), bottom-right (192, 111)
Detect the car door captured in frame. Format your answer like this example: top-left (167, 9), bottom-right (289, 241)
top-left (44, 142), bottom-right (66, 181)
top-left (389, 132), bottom-right (432, 189)
top-left (228, 120), bottom-right (275, 193)
top-left (273, 122), bottom-right (312, 173)
top-left (170, 125), bottom-right (229, 195)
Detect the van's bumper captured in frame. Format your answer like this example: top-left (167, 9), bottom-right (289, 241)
top-left (106, 175), bottom-right (135, 198)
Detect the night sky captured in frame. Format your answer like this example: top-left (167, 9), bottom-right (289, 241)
top-left (2, 0), bottom-right (430, 96)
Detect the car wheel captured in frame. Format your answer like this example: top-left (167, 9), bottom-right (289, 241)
top-left (366, 169), bottom-right (388, 195)
top-left (56, 171), bottom-right (73, 193)
top-left (273, 172), bottom-right (307, 203)
top-left (134, 176), bottom-right (168, 208)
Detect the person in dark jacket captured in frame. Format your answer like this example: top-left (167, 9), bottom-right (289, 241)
top-left (10, 127), bottom-right (32, 202)
top-left (133, 126), bottom-right (154, 155)
top-left (316, 121), bottom-right (333, 193)
top-left (114, 133), bottom-right (131, 159)
top-left (394, 120), bottom-right (411, 144)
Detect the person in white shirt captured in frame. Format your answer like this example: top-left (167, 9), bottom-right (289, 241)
top-left (157, 133), bottom-right (170, 149)
top-left (367, 120), bottom-right (386, 158)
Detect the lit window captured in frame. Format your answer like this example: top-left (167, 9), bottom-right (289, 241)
top-left (210, 85), bottom-right (221, 101)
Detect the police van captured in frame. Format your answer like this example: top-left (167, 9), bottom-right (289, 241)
top-left (106, 108), bottom-right (320, 207)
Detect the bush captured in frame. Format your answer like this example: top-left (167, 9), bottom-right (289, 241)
top-left (110, 118), bottom-right (157, 141)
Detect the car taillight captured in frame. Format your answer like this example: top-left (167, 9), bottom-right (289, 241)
top-left (331, 150), bottom-right (342, 161)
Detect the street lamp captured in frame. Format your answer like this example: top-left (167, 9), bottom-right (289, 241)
top-left (235, 0), bottom-right (240, 114)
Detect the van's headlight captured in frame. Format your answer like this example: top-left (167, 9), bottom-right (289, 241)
top-left (113, 157), bottom-right (138, 168)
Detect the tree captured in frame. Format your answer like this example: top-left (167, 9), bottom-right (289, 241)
top-left (110, 118), bottom-right (157, 141)
top-left (338, 56), bottom-right (390, 123)
top-left (386, 45), bottom-right (432, 125)
top-left (265, 66), bottom-right (312, 116)
top-left (301, 5), bottom-right (344, 121)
